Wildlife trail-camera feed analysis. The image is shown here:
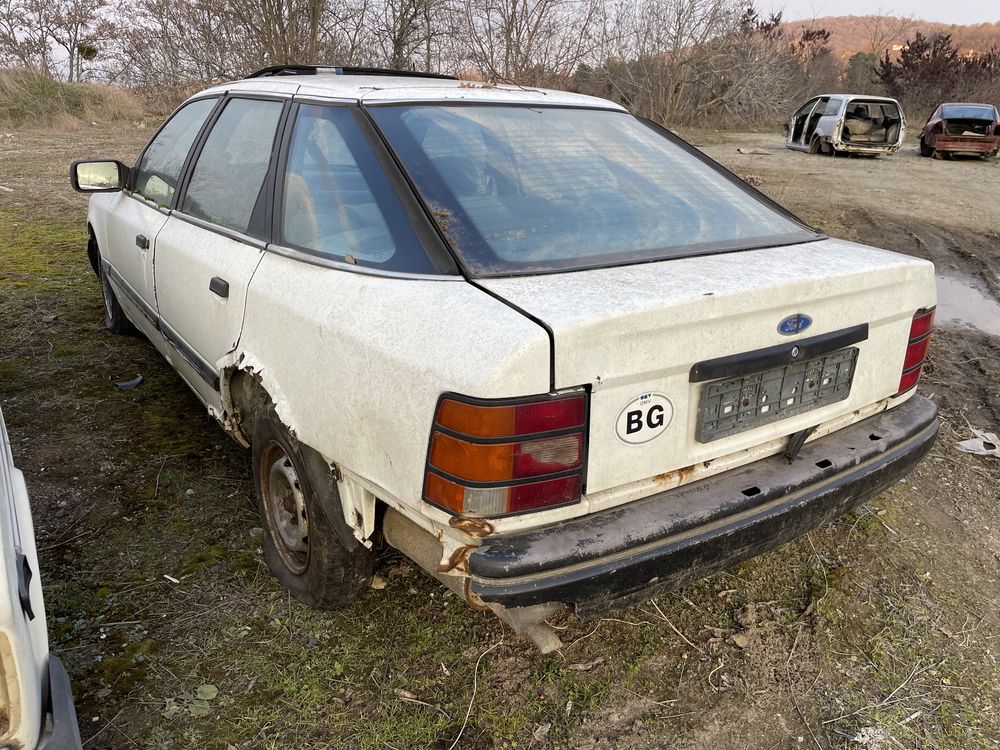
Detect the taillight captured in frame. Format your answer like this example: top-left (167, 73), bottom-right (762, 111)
top-left (897, 308), bottom-right (934, 395)
top-left (424, 392), bottom-right (588, 517)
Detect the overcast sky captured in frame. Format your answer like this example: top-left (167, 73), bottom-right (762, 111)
top-left (763, 1), bottom-right (1000, 26)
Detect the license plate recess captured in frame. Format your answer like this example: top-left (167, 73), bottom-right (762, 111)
top-left (696, 348), bottom-right (859, 443)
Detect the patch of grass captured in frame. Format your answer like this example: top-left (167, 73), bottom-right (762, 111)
top-left (0, 69), bottom-right (145, 128)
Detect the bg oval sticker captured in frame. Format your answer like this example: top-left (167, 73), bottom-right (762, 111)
top-left (615, 393), bottom-right (673, 444)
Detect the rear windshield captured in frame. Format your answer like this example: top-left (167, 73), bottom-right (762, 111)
top-left (940, 104), bottom-right (997, 120)
top-left (370, 105), bottom-right (816, 276)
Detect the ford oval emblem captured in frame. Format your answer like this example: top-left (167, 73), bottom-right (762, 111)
top-left (778, 314), bottom-right (812, 336)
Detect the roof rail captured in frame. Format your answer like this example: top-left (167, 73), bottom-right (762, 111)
top-left (244, 65), bottom-right (457, 80)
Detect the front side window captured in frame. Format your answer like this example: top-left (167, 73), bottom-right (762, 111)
top-left (182, 98), bottom-right (283, 234)
top-left (279, 104), bottom-right (437, 273)
top-left (371, 105), bottom-right (816, 276)
top-left (134, 98), bottom-right (216, 206)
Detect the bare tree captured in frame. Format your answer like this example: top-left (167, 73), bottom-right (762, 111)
top-left (863, 10), bottom-right (915, 58)
top-left (457, 0), bottom-right (604, 85)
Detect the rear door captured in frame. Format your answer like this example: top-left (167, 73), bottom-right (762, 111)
top-left (0, 409), bottom-right (48, 749)
top-left (153, 96), bottom-right (286, 403)
top-left (104, 97), bottom-right (218, 330)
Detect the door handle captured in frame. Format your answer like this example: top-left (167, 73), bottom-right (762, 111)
top-left (135, 234), bottom-right (150, 250)
top-left (16, 553), bottom-right (35, 620)
top-left (209, 276), bottom-right (230, 298)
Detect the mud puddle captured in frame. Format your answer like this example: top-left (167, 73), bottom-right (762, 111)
top-left (936, 274), bottom-right (1000, 337)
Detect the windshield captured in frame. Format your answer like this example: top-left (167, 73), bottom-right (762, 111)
top-left (940, 105), bottom-right (997, 120)
top-left (370, 105), bottom-right (816, 276)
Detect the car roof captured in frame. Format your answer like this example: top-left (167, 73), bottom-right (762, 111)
top-left (813, 94), bottom-right (899, 102)
top-left (194, 74), bottom-right (626, 111)
top-left (939, 102), bottom-right (996, 108)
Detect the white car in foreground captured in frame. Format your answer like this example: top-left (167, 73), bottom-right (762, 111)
top-left (71, 66), bottom-right (938, 651)
top-left (1, 406), bottom-right (83, 747)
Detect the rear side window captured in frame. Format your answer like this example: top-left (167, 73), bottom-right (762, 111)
top-left (182, 98), bottom-right (284, 234)
top-left (134, 98), bottom-right (216, 206)
top-left (278, 104), bottom-right (438, 273)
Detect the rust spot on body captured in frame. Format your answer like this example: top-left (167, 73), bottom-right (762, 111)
top-left (449, 515), bottom-right (495, 538)
top-left (438, 544), bottom-right (475, 575)
top-left (654, 463), bottom-right (699, 486)
top-left (465, 579), bottom-right (492, 610)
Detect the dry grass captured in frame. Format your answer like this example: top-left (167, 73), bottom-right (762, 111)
top-left (0, 68), bottom-right (146, 129)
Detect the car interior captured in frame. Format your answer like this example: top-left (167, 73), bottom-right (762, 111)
top-left (841, 100), bottom-right (903, 145)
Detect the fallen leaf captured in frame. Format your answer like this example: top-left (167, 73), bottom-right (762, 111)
top-left (533, 722), bottom-right (552, 741)
top-left (369, 575), bottom-right (387, 590)
top-left (196, 684), bottom-right (219, 701)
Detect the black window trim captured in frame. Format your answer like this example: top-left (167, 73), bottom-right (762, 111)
top-left (125, 94), bottom-right (224, 213)
top-left (364, 101), bottom-right (825, 279)
top-left (170, 92), bottom-right (293, 243)
top-left (269, 99), bottom-right (459, 276)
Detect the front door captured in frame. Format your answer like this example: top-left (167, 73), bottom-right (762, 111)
top-left (104, 98), bottom-right (218, 332)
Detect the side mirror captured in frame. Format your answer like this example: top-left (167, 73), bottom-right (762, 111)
top-left (70, 160), bottom-right (129, 193)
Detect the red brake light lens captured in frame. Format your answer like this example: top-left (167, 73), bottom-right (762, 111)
top-left (424, 392), bottom-right (588, 517)
top-left (897, 308), bottom-right (934, 395)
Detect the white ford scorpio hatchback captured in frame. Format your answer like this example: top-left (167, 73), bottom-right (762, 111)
top-left (71, 65), bottom-right (938, 651)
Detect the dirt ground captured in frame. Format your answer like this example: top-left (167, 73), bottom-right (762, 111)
top-left (1, 123), bottom-right (999, 750)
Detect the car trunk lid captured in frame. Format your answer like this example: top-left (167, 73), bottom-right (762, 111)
top-left (477, 237), bottom-right (935, 495)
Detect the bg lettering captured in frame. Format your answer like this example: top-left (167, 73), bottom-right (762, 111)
top-left (626, 404), bottom-right (665, 434)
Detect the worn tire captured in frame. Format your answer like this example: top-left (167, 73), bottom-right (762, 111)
top-left (252, 406), bottom-right (373, 609)
top-left (919, 138), bottom-right (932, 157)
top-left (98, 264), bottom-right (136, 335)
top-left (808, 135), bottom-right (821, 154)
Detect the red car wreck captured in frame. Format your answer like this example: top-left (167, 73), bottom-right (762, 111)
top-left (919, 103), bottom-right (1000, 159)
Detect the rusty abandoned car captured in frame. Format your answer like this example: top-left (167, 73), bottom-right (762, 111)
top-left (919, 102), bottom-right (1000, 159)
top-left (71, 66), bottom-right (939, 651)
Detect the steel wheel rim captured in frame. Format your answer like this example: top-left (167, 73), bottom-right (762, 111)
top-left (261, 443), bottom-right (310, 574)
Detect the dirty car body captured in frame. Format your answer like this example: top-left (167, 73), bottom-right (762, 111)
top-left (785, 94), bottom-right (905, 156)
top-left (919, 103), bottom-right (1000, 158)
top-left (0, 406), bottom-right (83, 749)
top-left (72, 67), bottom-right (937, 651)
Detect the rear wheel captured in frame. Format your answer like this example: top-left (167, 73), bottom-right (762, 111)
top-left (919, 138), bottom-right (933, 157)
top-left (252, 405), bottom-right (373, 609)
top-left (808, 135), bottom-right (822, 154)
top-left (98, 265), bottom-right (136, 335)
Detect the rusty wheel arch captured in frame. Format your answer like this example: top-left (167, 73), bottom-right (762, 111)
top-left (221, 366), bottom-right (275, 447)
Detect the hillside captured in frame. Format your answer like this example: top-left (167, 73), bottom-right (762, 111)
top-left (781, 15), bottom-right (1000, 59)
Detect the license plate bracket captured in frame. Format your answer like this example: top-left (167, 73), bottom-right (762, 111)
top-left (696, 348), bottom-right (859, 443)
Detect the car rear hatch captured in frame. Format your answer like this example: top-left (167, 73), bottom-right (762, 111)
top-left (478, 237), bottom-right (935, 497)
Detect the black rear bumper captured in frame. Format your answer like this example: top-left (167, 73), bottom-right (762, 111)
top-left (469, 395), bottom-right (938, 619)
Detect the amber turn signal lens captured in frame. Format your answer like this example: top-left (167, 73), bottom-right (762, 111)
top-left (424, 392), bottom-right (588, 517)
